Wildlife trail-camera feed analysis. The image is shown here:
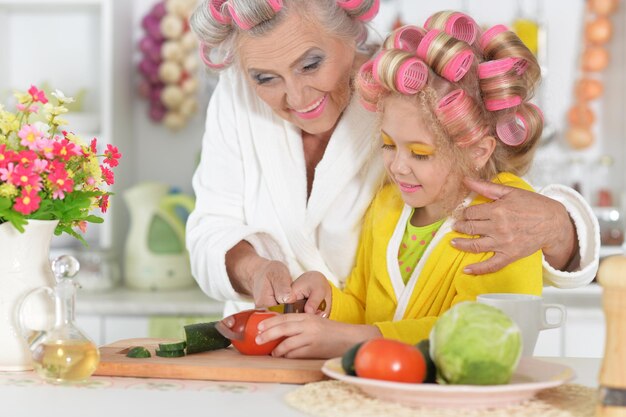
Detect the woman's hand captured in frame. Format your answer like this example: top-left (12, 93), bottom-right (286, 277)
top-left (249, 259), bottom-right (296, 307)
top-left (452, 177), bottom-right (578, 275)
top-left (226, 241), bottom-right (295, 307)
top-left (255, 314), bottom-right (381, 359)
top-left (291, 271), bottom-right (332, 316)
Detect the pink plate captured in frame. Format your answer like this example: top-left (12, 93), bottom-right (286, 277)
top-left (321, 357), bottom-right (575, 409)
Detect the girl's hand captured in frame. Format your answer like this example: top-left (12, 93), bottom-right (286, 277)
top-left (256, 314), bottom-right (381, 359)
top-left (453, 177), bottom-right (578, 275)
top-left (291, 271), bottom-right (332, 316)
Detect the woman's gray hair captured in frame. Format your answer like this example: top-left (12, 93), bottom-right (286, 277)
top-left (190, 0), bottom-right (377, 70)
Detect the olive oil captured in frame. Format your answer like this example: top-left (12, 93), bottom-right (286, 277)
top-left (32, 339), bottom-right (100, 383)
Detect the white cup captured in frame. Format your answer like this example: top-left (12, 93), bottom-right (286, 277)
top-left (476, 293), bottom-right (567, 356)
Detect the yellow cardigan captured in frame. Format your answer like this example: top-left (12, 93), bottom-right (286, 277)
top-left (329, 172), bottom-right (543, 345)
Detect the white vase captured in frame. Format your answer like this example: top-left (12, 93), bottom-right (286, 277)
top-left (0, 219), bottom-right (58, 371)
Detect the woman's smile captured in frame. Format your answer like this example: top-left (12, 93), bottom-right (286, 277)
top-left (290, 94), bottom-right (329, 119)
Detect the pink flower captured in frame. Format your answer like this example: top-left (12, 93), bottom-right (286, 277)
top-left (32, 159), bottom-right (49, 174)
top-left (48, 164), bottom-right (74, 199)
top-left (28, 85), bottom-right (48, 104)
top-left (16, 103), bottom-right (39, 113)
top-left (103, 144), bottom-right (121, 167)
top-left (0, 162), bottom-right (17, 184)
top-left (78, 221), bottom-right (88, 233)
top-left (101, 166), bottom-right (115, 185)
top-left (17, 150), bottom-right (38, 166)
top-left (18, 124), bottom-right (44, 150)
top-left (14, 164), bottom-right (42, 190)
top-left (99, 194), bottom-right (110, 213)
top-left (52, 138), bottom-right (81, 161)
top-left (13, 188), bottom-right (41, 215)
top-left (35, 138), bottom-right (55, 159)
top-left (90, 138), bottom-right (98, 154)
top-left (0, 144), bottom-right (17, 169)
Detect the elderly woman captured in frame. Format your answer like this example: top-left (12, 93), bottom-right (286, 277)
top-left (187, 0), bottom-right (598, 316)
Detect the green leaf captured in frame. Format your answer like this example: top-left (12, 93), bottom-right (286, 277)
top-left (0, 197), bottom-right (11, 210)
top-left (85, 215), bottom-right (104, 224)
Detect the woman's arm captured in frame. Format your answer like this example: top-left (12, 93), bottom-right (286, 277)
top-left (186, 71), bottom-right (289, 305)
top-left (226, 241), bottom-right (294, 306)
top-left (451, 178), bottom-right (599, 287)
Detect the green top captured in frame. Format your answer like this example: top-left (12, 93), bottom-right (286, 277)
top-left (397, 211), bottom-right (445, 284)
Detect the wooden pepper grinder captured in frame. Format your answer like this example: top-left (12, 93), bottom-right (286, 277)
top-left (597, 255), bottom-right (626, 417)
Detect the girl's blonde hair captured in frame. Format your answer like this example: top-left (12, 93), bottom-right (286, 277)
top-left (356, 11), bottom-right (543, 179)
top-left (190, 0), bottom-right (378, 70)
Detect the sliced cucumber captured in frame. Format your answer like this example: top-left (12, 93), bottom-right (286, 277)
top-left (127, 346), bottom-right (151, 358)
top-left (155, 349), bottom-right (185, 358)
top-left (184, 321), bottom-right (231, 354)
top-left (158, 341), bottom-right (187, 352)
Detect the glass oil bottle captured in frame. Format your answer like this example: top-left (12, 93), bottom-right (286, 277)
top-left (20, 255), bottom-right (100, 383)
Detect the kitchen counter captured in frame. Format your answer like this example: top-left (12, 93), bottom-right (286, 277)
top-left (76, 284), bottom-right (602, 317)
top-left (0, 357), bottom-right (601, 417)
top-left (76, 286), bottom-right (224, 316)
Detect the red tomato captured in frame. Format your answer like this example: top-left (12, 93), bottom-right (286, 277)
top-left (231, 310), bottom-right (285, 356)
top-left (354, 338), bottom-right (426, 383)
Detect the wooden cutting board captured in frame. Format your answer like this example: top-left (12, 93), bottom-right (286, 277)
top-left (94, 338), bottom-right (327, 384)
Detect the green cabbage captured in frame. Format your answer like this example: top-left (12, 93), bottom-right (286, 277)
top-left (430, 301), bottom-right (522, 385)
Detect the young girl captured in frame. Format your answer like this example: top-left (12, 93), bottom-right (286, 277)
top-left (255, 11), bottom-right (544, 359)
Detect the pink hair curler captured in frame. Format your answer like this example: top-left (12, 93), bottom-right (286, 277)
top-left (417, 29), bottom-right (474, 82)
top-left (396, 57), bottom-right (428, 94)
top-left (528, 102), bottom-right (544, 122)
top-left (267, 0), bottom-right (283, 12)
top-left (436, 89), bottom-right (488, 147)
top-left (388, 25), bottom-right (426, 53)
top-left (336, 0), bottom-right (365, 10)
top-left (496, 112), bottom-right (531, 146)
top-left (356, 60), bottom-right (383, 100)
top-left (228, 0), bottom-right (282, 30)
top-left (417, 30), bottom-right (474, 82)
top-left (484, 95), bottom-right (522, 112)
top-left (358, 97), bottom-right (378, 112)
top-left (478, 57), bottom-right (528, 79)
top-left (371, 51), bottom-right (385, 85)
top-left (437, 89), bottom-right (466, 118)
top-left (443, 12), bottom-right (478, 44)
top-left (357, 0), bottom-right (380, 22)
top-left (415, 29), bottom-right (438, 61)
top-left (480, 24), bottom-right (509, 51)
top-left (199, 42), bottom-right (233, 70)
top-left (209, 0), bottom-right (231, 25)
top-left (444, 49), bottom-right (474, 82)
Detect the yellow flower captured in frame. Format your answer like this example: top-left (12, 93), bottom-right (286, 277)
top-left (14, 92), bottom-right (31, 104)
top-left (66, 132), bottom-right (86, 146)
top-left (0, 183), bottom-right (18, 199)
top-left (0, 110), bottom-right (19, 135)
top-left (43, 102), bottom-right (68, 116)
top-left (84, 156), bottom-right (103, 184)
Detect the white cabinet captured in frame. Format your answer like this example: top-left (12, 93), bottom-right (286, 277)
top-left (75, 287), bottom-right (225, 345)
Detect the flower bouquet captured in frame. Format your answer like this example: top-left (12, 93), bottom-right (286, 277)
top-left (0, 86), bottom-right (121, 244)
